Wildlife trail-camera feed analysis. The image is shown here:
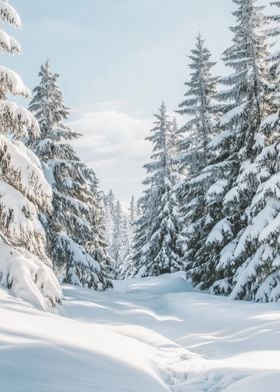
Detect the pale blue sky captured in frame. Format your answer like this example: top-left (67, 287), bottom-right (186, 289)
top-left (5, 0), bottom-right (274, 204)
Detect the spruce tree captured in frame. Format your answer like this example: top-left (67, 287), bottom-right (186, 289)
top-left (83, 168), bottom-right (113, 288)
top-left (29, 61), bottom-right (111, 290)
top-left (125, 196), bottom-right (137, 277)
top-left (103, 189), bottom-right (116, 262)
top-left (178, 33), bottom-right (218, 170)
top-left (269, 2), bottom-right (280, 79)
top-left (0, 1), bottom-right (61, 308)
top-left (117, 213), bottom-right (132, 279)
top-left (133, 103), bottom-right (182, 277)
top-left (117, 197), bottom-right (137, 279)
top-left (228, 115), bottom-right (280, 301)
top-left (176, 34), bottom-right (221, 285)
top-left (225, 1), bottom-right (280, 301)
top-left (195, 0), bottom-right (273, 295)
top-left (111, 200), bottom-right (123, 278)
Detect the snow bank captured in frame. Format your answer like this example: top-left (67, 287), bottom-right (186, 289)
top-left (1, 273), bottom-right (280, 391)
top-left (120, 272), bottom-right (189, 295)
top-left (0, 240), bottom-right (62, 309)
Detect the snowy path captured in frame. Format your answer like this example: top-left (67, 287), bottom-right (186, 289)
top-left (1, 273), bottom-right (280, 391)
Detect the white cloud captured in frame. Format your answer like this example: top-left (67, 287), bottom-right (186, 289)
top-left (69, 102), bottom-right (153, 203)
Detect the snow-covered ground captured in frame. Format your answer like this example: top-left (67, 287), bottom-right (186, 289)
top-left (1, 272), bottom-right (280, 391)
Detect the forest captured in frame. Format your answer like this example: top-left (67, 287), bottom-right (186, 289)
top-left (1, 1), bottom-right (280, 391)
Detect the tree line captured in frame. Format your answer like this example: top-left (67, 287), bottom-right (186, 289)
top-left (132, 0), bottom-right (280, 303)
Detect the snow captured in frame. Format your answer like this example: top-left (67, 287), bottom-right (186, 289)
top-left (0, 101), bottom-right (38, 136)
top-left (0, 0), bottom-right (21, 27)
top-left (0, 28), bottom-right (20, 53)
top-left (219, 102), bottom-right (248, 127)
top-left (0, 66), bottom-right (30, 97)
top-left (0, 136), bottom-right (52, 206)
top-left (0, 179), bottom-right (45, 242)
top-left (1, 272), bottom-right (280, 391)
top-left (208, 130), bottom-right (232, 148)
top-left (261, 112), bottom-right (279, 129)
top-left (206, 218), bottom-right (232, 245)
top-left (0, 240), bottom-right (61, 310)
top-left (206, 179), bottom-right (228, 202)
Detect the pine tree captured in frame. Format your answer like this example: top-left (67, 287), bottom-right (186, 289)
top-left (193, 0), bottom-right (274, 295)
top-left (224, 1), bottom-right (280, 302)
top-left (103, 193), bottom-right (134, 280)
top-left (269, 2), bottom-right (280, 83)
top-left (0, 1), bottom-right (61, 308)
top-left (117, 196), bottom-right (137, 279)
top-left (118, 213), bottom-right (131, 279)
top-left (103, 189), bottom-right (116, 261)
top-left (111, 200), bottom-right (124, 278)
top-left (178, 33), bottom-right (218, 171)
top-left (175, 35), bottom-right (221, 285)
top-left (83, 168), bottom-right (113, 288)
top-left (126, 196), bottom-right (137, 277)
top-left (29, 61), bottom-right (111, 290)
top-left (227, 115), bottom-right (280, 301)
top-left (133, 103), bottom-right (182, 277)
top-left (129, 196), bottom-right (136, 224)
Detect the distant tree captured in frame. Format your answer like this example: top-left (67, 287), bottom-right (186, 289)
top-left (118, 196), bottom-right (137, 279)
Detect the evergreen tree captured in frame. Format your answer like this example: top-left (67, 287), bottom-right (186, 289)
top-left (224, 1), bottom-right (280, 301)
top-left (111, 200), bottom-right (124, 278)
top-left (83, 169), bottom-right (113, 288)
top-left (103, 189), bottom-right (116, 261)
top-left (29, 61), bottom-right (111, 290)
top-left (129, 196), bottom-right (136, 224)
top-left (228, 115), bottom-right (280, 301)
top-left (178, 33), bottom-right (218, 170)
top-left (269, 2), bottom-right (280, 82)
top-left (133, 103), bottom-right (182, 277)
top-left (175, 35), bottom-right (221, 285)
top-left (191, 0), bottom-right (273, 294)
top-left (103, 193), bottom-right (135, 280)
top-left (118, 213), bottom-right (131, 279)
top-left (0, 1), bottom-right (61, 308)
top-left (118, 196), bottom-right (137, 279)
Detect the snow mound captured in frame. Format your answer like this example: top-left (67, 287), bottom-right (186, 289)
top-left (115, 272), bottom-right (189, 295)
top-left (0, 240), bottom-right (62, 309)
top-left (224, 372), bottom-right (280, 392)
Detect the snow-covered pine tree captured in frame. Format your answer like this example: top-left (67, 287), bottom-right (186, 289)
top-left (117, 196), bottom-right (137, 279)
top-left (103, 189), bottom-right (116, 261)
top-left (103, 193), bottom-right (134, 280)
top-left (111, 200), bottom-right (124, 278)
top-left (224, 1), bottom-right (280, 302)
top-left (175, 34), bottom-right (221, 285)
top-left (133, 103), bottom-right (182, 277)
top-left (125, 196), bottom-right (137, 277)
top-left (0, 1), bottom-right (61, 308)
top-left (29, 61), bottom-right (111, 290)
top-left (83, 168), bottom-right (113, 288)
top-left (177, 33), bottom-right (218, 171)
top-left (268, 2), bottom-right (280, 82)
top-left (228, 115), bottom-right (280, 301)
top-left (117, 213), bottom-right (132, 279)
top-left (129, 196), bottom-right (136, 224)
top-left (196, 0), bottom-right (274, 295)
